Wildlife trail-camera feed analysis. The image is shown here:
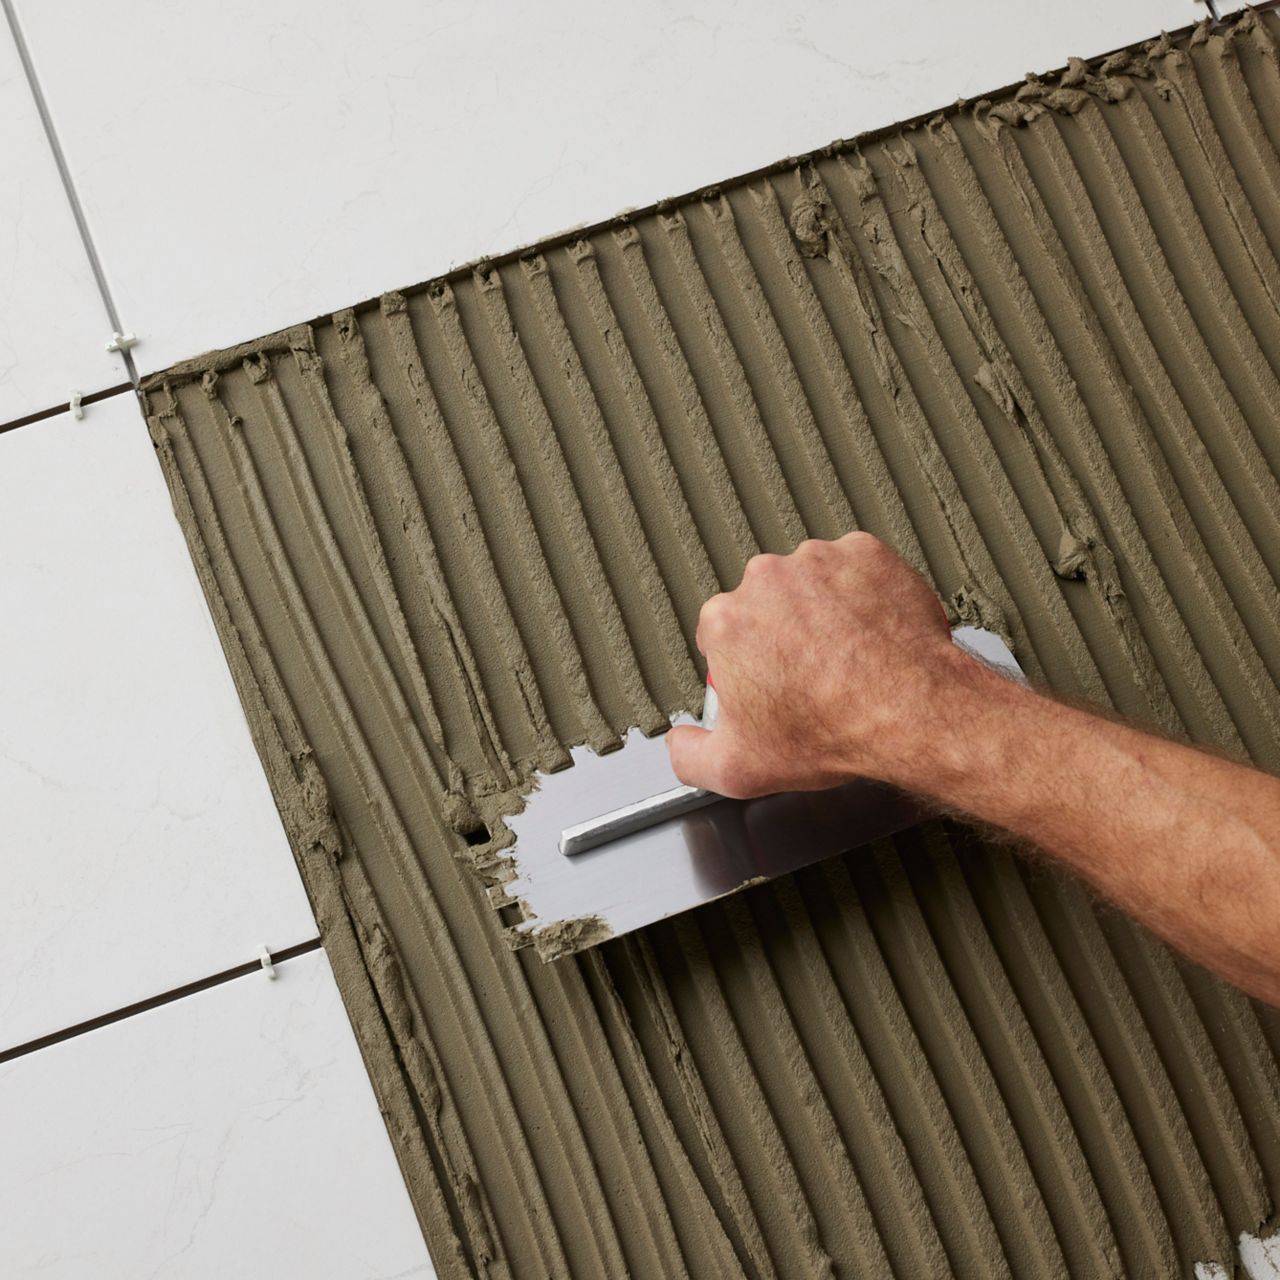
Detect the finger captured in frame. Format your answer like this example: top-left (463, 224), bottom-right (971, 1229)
top-left (666, 723), bottom-right (718, 790)
top-left (694, 593), bottom-right (729, 657)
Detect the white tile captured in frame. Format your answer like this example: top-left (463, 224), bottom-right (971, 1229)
top-left (1197, 1263), bottom-right (1231, 1280)
top-left (0, 393), bottom-right (317, 1050)
top-left (12, 0), bottom-right (1189, 376)
top-left (1240, 1229), bottom-right (1280, 1280)
top-left (1197, 1231), bottom-right (1280, 1280)
top-left (0, 20), bottom-right (123, 424)
top-left (0, 949), bottom-right (436, 1280)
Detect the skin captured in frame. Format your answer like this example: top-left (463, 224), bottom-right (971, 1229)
top-left (667, 532), bottom-right (1280, 1006)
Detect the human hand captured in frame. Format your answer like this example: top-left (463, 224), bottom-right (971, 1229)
top-left (666, 533), bottom-right (960, 798)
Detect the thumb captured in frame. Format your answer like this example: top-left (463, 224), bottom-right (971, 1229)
top-left (666, 723), bottom-right (719, 791)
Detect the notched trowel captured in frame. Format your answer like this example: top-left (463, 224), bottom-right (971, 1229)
top-left (503, 627), bottom-right (1024, 957)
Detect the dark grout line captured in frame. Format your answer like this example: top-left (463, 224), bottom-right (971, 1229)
top-left (0, 0), bottom-right (139, 389)
top-left (0, 381), bottom-right (136, 437)
top-left (0, 938), bottom-right (324, 1065)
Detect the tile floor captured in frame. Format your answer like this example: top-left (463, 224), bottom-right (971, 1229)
top-left (11, 0), bottom-right (1194, 378)
top-left (0, 949), bottom-right (433, 1279)
top-left (0, 12), bottom-right (123, 423)
top-left (4, 1), bottom-right (1275, 1276)
top-left (0, 395), bottom-right (320, 1049)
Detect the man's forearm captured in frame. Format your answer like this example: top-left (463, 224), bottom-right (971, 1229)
top-left (885, 652), bottom-right (1280, 1005)
top-left (667, 533), bottom-right (1280, 1005)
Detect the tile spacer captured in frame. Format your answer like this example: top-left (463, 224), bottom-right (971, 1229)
top-left (256, 944), bottom-right (277, 979)
top-left (105, 331), bottom-right (137, 354)
top-left (69, 390), bottom-right (84, 420)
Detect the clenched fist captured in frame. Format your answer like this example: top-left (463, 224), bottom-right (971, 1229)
top-left (666, 532), bottom-right (959, 799)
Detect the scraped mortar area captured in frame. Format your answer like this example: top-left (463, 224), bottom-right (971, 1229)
top-left (145, 15), bottom-right (1280, 1278)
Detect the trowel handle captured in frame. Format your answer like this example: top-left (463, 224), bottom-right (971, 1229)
top-left (702, 674), bottom-right (719, 730)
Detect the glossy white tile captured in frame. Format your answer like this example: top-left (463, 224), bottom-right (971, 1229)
top-left (12, 0), bottom-right (1191, 376)
top-left (0, 17), bottom-right (123, 424)
top-left (0, 393), bottom-right (316, 1051)
top-left (1240, 1230), bottom-right (1280, 1280)
top-left (0, 948), bottom-right (435, 1280)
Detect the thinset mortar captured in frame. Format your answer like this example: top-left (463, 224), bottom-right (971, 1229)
top-left (144, 14), bottom-right (1280, 1277)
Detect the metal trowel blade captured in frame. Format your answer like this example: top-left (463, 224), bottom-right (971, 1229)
top-left (502, 627), bottom-right (1023, 957)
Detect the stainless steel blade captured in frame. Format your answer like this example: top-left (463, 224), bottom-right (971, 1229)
top-left (503, 627), bottom-right (1023, 956)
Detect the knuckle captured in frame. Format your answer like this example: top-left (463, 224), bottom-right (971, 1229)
top-left (743, 552), bottom-right (780, 579)
top-left (840, 530), bottom-right (877, 551)
top-left (800, 537), bottom-right (840, 564)
top-left (697, 593), bottom-right (731, 640)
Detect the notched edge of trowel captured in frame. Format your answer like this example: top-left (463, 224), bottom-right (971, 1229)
top-left (504, 911), bottom-right (615, 961)
top-left (450, 765), bottom-right (622, 961)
